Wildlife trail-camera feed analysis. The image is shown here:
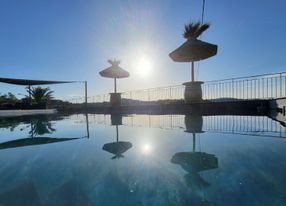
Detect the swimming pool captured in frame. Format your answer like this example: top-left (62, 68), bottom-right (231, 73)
top-left (0, 113), bottom-right (285, 206)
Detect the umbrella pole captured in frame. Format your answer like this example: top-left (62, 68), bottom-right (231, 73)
top-left (191, 61), bottom-right (195, 82)
top-left (192, 133), bottom-right (196, 152)
top-left (85, 113), bottom-right (90, 138)
top-left (116, 125), bottom-right (119, 142)
top-left (114, 78), bottom-right (117, 93)
top-left (84, 81), bottom-right (88, 109)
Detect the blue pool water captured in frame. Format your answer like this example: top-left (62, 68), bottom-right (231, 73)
top-left (0, 114), bottom-right (285, 206)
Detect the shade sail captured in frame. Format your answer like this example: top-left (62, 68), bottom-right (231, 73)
top-left (0, 77), bottom-right (75, 86)
top-left (169, 39), bottom-right (217, 62)
top-left (0, 137), bottom-right (79, 149)
top-left (99, 66), bottom-right (130, 79)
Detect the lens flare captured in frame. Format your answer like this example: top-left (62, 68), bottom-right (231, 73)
top-left (136, 57), bottom-right (152, 77)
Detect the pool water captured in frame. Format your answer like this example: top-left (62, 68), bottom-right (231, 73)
top-left (0, 114), bottom-right (285, 206)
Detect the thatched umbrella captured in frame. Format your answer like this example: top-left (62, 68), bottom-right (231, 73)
top-left (169, 22), bottom-right (217, 82)
top-left (99, 59), bottom-right (129, 93)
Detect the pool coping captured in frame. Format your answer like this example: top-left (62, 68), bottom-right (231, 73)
top-left (0, 109), bottom-right (57, 117)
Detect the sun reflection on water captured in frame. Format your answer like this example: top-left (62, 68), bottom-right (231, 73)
top-left (141, 143), bottom-right (153, 155)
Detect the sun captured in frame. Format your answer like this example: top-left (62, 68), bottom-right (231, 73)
top-left (136, 57), bottom-right (152, 77)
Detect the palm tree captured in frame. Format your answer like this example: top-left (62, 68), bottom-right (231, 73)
top-left (29, 116), bottom-right (56, 137)
top-left (26, 87), bottom-right (54, 105)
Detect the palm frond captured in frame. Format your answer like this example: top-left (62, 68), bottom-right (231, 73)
top-left (195, 23), bottom-right (210, 38)
top-left (183, 22), bottom-right (199, 39)
top-left (183, 21), bottom-right (210, 39)
top-left (108, 59), bottom-right (121, 66)
top-left (28, 86), bottom-right (54, 104)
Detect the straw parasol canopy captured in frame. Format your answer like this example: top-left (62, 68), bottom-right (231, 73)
top-left (103, 141), bottom-right (132, 159)
top-left (171, 152), bottom-right (218, 173)
top-left (99, 59), bottom-right (129, 93)
top-left (171, 152), bottom-right (218, 190)
top-left (169, 22), bottom-right (217, 81)
top-left (169, 39), bottom-right (217, 62)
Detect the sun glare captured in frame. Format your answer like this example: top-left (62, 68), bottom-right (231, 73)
top-left (142, 143), bottom-right (153, 155)
top-left (136, 57), bottom-right (152, 77)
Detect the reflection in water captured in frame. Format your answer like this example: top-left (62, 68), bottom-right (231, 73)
top-left (171, 152), bottom-right (218, 187)
top-left (0, 114), bottom-right (285, 205)
top-left (141, 143), bottom-right (153, 155)
top-left (0, 115), bottom-right (61, 135)
top-left (0, 115), bottom-right (60, 132)
top-left (269, 107), bottom-right (286, 127)
top-left (46, 179), bottom-right (92, 206)
top-left (102, 115), bottom-right (132, 159)
top-left (91, 114), bottom-right (286, 138)
top-left (0, 114), bottom-right (88, 150)
top-left (171, 115), bottom-right (218, 203)
top-left (0, 137), bottom-right (80, 150)
top-left (85, 113), bottom-right (90, 138)
top-left (0, 181), bottom-right (42, 206)
top-left (29, 116), bottom-right (56, 137)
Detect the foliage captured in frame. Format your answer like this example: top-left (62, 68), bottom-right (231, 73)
top-left (183, 22), bottom-right (210, 39)
top-left (0, 92), bottom-right (19, 104)
top-left (26, 87), bottom-right (54, 105)
top-left (29, 118), bottom-right (56, 136)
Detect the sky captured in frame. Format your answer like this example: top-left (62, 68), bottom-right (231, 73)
top-left (0, 0), bottom-right (286, 100)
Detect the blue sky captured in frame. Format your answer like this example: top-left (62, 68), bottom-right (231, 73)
top-left (0, 0), bottom-right (286, 100)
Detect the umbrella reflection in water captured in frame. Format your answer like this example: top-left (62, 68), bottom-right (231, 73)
top-left (102, 115), bottom-right (132, 159)
top-left (171, 115), bottom-right (218, 201)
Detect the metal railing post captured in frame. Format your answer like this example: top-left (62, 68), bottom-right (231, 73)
top-left (232, 79), bottom-right (234, 98)
top-left (280, 73), bottom-right (282, 97)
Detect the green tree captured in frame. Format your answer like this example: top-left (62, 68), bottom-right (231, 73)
top-left (0, 92), bottom-right (19, 104)
top-left (27, 87), bottom-right (54, 105)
